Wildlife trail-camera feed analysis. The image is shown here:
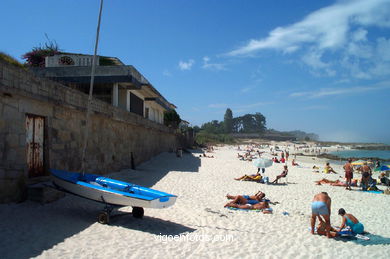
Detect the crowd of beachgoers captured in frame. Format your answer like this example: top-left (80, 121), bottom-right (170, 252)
top-left (1, 141), bottom-right (389, 258)
top-left (200, 142), bottom-right (390, 240)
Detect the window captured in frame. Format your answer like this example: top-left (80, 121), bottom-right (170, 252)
top-left (145, 107), bottom-right (149, 119)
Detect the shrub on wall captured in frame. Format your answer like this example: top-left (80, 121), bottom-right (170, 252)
top-left (0, 52), bottom-right (25, 69)
top-left (22, 38), bottom-right (60, 67)
top-left (164, 110), bottom-right (181, 129)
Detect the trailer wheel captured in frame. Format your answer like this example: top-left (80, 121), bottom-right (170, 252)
top-left (132, 207), bottom-right (144, 218)
top-left (98, 211), bottom-right (110, 224)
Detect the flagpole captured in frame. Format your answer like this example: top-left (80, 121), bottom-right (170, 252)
top-left (81, 0), bottom-right (104, 174)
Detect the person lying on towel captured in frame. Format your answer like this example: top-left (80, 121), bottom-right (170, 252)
top-left (234, 171), bottom-right (262, 181)
top-left (316, 216), bottom-right (338, 238)
top-left (315, 178), bottom-right (358, 187)
top-left (224, 191), bottom-right (269, 210)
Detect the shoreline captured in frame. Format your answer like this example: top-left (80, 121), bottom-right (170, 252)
top-left (303, 153), bottom-right (390, 163)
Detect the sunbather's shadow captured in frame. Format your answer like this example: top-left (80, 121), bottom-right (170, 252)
top-left (335, 233), bottom-right (390, 246)
top-left (268, 182), bottom-right (297, 185)
top-left (268, 182), bottom-right (288, 186)
top-left (110, 214), bottom-right (196, 235)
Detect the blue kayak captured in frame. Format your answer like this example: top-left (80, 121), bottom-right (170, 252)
top-left (51, 169), bottom-right (177, 208)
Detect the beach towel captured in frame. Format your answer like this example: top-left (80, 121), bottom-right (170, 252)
top-left (308, 227), bottom-right (370, 241)
top-left (360, 190), bottom-right (384, 194)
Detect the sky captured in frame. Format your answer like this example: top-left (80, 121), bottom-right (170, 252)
top-left (1, 0), bottom-right (390, 144)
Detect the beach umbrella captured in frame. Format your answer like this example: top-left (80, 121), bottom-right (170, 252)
top-left (253, 158), bottom-right (273, 168)
top-left (351, 160), bottom-right (373, 166)
top-left (374, 165), bottom-right (390, 172)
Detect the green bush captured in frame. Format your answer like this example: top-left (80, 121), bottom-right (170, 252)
top-left (0, 52), bottom-right (25, 69)
top-left (195, 132), bottom-right (235, 145)
top-left (164, 110), bottom-right (181, 129)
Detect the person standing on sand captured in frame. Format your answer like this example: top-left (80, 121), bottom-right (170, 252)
top-left (360, 162), bottom-right (371, 191)
top-left (343, 159), bottom-right (353, 190)
top-left (311, 192), bottom-right (332, 238)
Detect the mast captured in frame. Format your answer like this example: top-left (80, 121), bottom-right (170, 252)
top-left (80, 0), bottom-right (104, 174)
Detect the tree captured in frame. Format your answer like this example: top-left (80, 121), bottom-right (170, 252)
top-left (223, 108), bottom-right (233, 133)
top-left (193, 126), bottom-right (201, 133)
top-left (164, 110), bottom-right (181, 128)
top-left (232, 112), bottom-right (266, 134)
top-left (201, 120), bottom-right (224, 134)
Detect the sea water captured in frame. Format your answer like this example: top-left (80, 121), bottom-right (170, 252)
top-left (330, 150), bottom-right (390, 160)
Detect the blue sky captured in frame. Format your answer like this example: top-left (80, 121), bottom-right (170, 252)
top-left (1, 0), bottom-right (390, 144)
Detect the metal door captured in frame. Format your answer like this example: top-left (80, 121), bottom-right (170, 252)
top-left (26, 114), bottom-right (45, 177)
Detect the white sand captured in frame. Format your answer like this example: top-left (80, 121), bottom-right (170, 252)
top-left (1, 145), bottom-right (390, 259)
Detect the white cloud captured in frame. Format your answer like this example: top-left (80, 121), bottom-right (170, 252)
top-left (302, 49), bottom-right (328, 69)
top-left (207, 101), bottom-right (272, 113)
top-left (290, 81), bottom-right (390, 98)
top-left (240, 86), bottom-right (254, 93)
top-left (299, 105), bottom-right (329, 111)
top-left (162, 70), bottom-right (172, 77)
top-left (226, 0), bottom-right (390, 79)
top-left (237, 102), bottom-right (271, 109)
top-left (376, 37), bottom-right (390, 61)
top-left (352, 28), bottom-right (368, 42)
top-left (178, 59), bottom-right (195, 70)
top-left (228, 0), bottom-right (390, 56)
top-left (202, 56), bottom-right (226, 71)
top-left (208, 103), bottom-right (228, 108)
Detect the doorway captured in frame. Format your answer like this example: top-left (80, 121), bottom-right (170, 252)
top-left (26, 114), bottom-right (46, 177)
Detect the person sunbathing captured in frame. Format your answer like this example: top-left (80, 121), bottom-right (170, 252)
top-left (224, 192), bottom-right (269, 210)
top-left (315, 178), bottom-right (345, 186)
top-left (379, 173), bottom-right (390, 186)
top-left (315, 178), bottom-right (357, 187)
top-left (199, 153), bottom-right (214, 158)
top-left (227, 201), bottom-right (269, 210)
top-left (315, 217), bottom-right (335, 237)
top-left (226, 191), bottom-right (264, 200)
top-left (234, 172), bottom-right (262, 181)
top-left (316, 216), bottom-right (338, 238)
top-left (271, 165), bottom-right (288, 184)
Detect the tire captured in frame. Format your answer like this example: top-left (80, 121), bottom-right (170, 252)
top-left (98, 211), bottom-right (110, 224)
top-left (132, 207), bottom-right (144, 218)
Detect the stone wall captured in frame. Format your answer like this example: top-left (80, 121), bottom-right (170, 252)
top-left (0, 60), bottom-right (179, 203)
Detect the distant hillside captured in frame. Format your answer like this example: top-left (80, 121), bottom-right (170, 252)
top-left (266, 129), bottom-right (319, 141)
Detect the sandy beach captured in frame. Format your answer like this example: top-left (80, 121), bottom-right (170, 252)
top-left (1, 145), bottom-right (390, 259)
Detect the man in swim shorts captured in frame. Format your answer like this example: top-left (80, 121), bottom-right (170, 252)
top-left (343, 159), bottom-right (353, 190)
top-left (360, 162), bottom-right (372, 191)
top-left (311, 192), bottom-right (332, 238)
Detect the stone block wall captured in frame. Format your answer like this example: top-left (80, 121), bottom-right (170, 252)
top-left (0, 60), bottom-right (179, 203)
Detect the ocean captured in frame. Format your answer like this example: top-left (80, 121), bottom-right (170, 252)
top-left (330, 149), bottom-right (390, 160)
